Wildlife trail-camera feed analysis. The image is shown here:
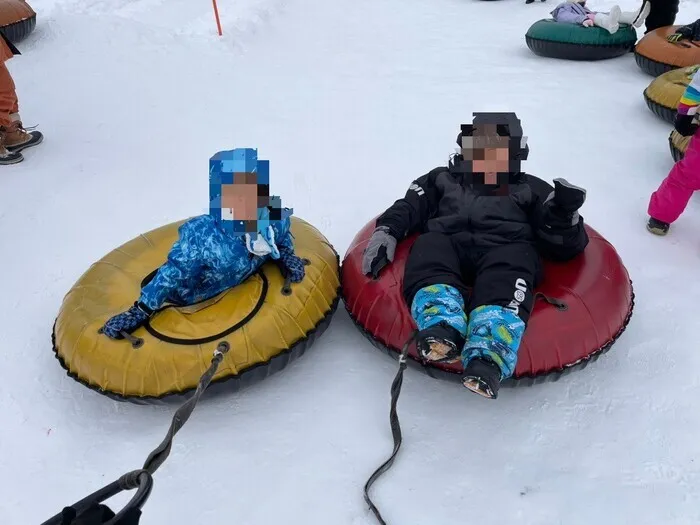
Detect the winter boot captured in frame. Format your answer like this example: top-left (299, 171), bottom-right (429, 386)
top-left (647, 217), bottom-right (670, 236)
top-left (415, 321), bottom-right (466, 364)
top-left (462, 357), bottom-right (502, 400)
top-left (411, 284), bottom-right (468, 364)
top-left (594, 6), bottom-right (621, 34)
top-left (461, 305), bottom-right (526, 399)
top-left (4, 114), bottom-right (43, 153)
top-left (619, 1), bottom-right (651, 28)
top-left (0, 128), bottom-right (23, 164)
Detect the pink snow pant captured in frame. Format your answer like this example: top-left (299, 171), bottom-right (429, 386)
top-left (648, 132), bottom-right (700, 223)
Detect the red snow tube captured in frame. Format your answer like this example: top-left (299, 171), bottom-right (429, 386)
top-left (341, 217), bottom-right (634, 385)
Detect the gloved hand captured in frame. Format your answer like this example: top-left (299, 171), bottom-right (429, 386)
top-left (279, 248), bottom-right (306, 283)
top-left (582, 19), bottom-right (594, 27)
top-left (549, 178), bottom-right (586, 213)
top-left (362, 226), bottom-right (397, 278)
top-left (101, 302), bottom-right (152, 339)
top-left (668, 21), bottom-right (700, 43)
top-left (674, 113), bottom-right (699, 137)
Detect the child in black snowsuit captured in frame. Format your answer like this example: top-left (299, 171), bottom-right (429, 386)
top-left (361, 113), bottom-right (589, 399)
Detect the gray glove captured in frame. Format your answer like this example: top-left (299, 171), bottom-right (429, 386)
top-left (362, 226), bottom-right (397, 278)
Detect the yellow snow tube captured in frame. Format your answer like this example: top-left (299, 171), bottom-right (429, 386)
top-left (669, 129), bottom-right (691, 162)
top-left (644, 65), bottom-right (700, 123)
top-left (52, 217), bottom-right (340, 403)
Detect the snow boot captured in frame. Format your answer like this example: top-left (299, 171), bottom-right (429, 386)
top-left (0, 129), bottom-right (23, 164)
top-left (411, 284), bottom-right (468, 364)
top-left (594, 6), bottom-right (621, 34)
top-left (462, 357), bottom-right (502, 399)
top-left (461, 305), bottom-right (526, 399)
top-left (415, 321), bottom-right (465, 364)
top-left (647, 217), bottom-right (670, 236)
top-left (619, 1), bottom-right (650, 28)
top-left (4, 114), bottom-right (43, 153)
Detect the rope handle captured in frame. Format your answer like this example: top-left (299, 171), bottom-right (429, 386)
top-left (97, 327), bottom-right (144, 349)
top-left (535, 291), bottom-right (567, 311)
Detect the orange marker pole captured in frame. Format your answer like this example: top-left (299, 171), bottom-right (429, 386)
top-left (212, 0), bottom-right (223, 36)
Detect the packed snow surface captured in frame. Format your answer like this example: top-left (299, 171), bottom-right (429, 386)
top-left (3, 0), bottom-right (700, 523)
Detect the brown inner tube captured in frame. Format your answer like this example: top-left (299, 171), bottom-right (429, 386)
top-left (636, 25), bottom-right (700, 68)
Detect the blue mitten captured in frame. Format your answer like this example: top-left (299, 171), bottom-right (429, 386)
top-left (280, 248), bottom-right (306, 283)
top-left (101, 302), bottom-right (152, 339)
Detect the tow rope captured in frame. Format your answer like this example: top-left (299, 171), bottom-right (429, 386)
top-left (363, 330), bottom-right (418, 525)
top-left (40, 341), bottom-right (231, 525)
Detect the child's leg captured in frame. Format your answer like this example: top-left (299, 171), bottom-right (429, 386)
top-left (458, 243), bottom-right (540, 399)
top-left (403, 232), bottom-right (470, 363)
top-left (463, 243), bottom-right (539, 381)
top-left (648, 132), bottom-right (700, 224)
top-left (645, 0), bottom-right (679, 34)
top-left (593, 6), bottom-right (621, 33)
top-left (618, 1), bottom-right (650, 27)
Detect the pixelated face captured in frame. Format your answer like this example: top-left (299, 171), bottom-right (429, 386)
top-left (461, 127), bottom-right (511, 184)
top-left (209, 148), bottom-right (291, 238)
top-left (220, 173), bottom-right (259, 221)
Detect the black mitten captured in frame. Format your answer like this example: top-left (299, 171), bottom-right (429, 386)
top-left (101, 302), bottom-right (152, 339)
top-left (674, 113), bottom-right (699, 137)
top-left (550, 178), bottom-right (586, 213)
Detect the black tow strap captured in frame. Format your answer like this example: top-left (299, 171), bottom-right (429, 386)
top-left (363, 331), bottom-right (418, 525)
top-left (41, 341), bottom-right (231, 525)
top-left (362, 293), bottom-right (566, 524)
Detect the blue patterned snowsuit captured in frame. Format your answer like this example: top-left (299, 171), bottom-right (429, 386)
top-left (139, 209), bottom-right (294, 311)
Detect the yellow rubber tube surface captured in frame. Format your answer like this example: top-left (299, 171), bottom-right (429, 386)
top-left (645, 65), bottom-right (699, 110)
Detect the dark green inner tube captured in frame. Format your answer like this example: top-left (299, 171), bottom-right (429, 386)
top-left (526, 19), bottom-right (637, 60)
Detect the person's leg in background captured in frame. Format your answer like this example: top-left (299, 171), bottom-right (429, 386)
top-left (645, 0), bottom-right (679, 34)
top-left (0, 33), bottom-right (42, 165)
top-left (0, 41), bottom-right (22, 164)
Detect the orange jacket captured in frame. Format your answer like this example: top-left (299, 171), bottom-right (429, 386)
top-left (0, 32), bottom-right (19, 62)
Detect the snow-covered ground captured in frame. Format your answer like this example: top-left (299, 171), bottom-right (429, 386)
top-left (3, 0), bottom-right (700, 523)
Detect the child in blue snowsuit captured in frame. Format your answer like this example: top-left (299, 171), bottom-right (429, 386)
top-left (101, 148), bottom-right (306, 340)
top-left (362, 114), bottom-right (589, 400)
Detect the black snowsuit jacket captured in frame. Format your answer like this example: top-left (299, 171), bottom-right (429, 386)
top-left (376, 162), bottom-right (589, 257)
top-left (374, 160), bottom-right (590, 317)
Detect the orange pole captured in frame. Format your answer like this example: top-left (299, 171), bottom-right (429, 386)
top-left (212, 0), bottom-right (223, 36)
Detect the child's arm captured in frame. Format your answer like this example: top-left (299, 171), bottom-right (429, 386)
top-left (275, 214), bottom-right (306, 284)
top-left (678, 70), bottom-right (700, 117)
top-left (138, 218), bottom-right (207, 311)
top-left (101, 217), bottom-right (208, 339)
top-left (527, 175), bottom-right (590, 262)
top-left (374, 167), bottom-right (443, 241)
top-left (674, 70), bottom-right (700, 136)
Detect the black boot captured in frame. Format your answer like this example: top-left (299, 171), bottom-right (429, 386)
top-left (462, 358), bottom-right (502, 399)
top-left (416, 321), bottom-right (465, 364)
top-left (647, 217), bottom-right (670, 236)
